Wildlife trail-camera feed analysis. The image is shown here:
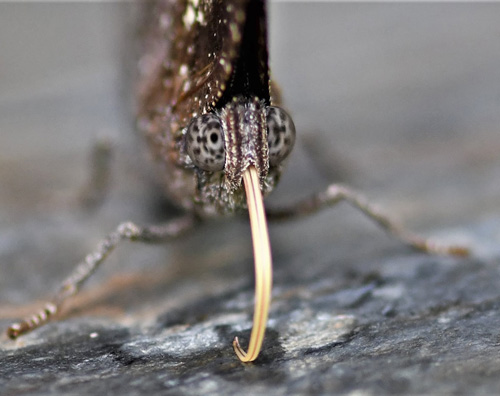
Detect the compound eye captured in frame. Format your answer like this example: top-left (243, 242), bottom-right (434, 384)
top-left (186, 113), bottom-right (225, 171)
top-left (266, 106), bottom-right (296, 166)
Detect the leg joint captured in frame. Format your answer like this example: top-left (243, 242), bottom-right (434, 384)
top-left (117, 222), bottom-right (141, 239)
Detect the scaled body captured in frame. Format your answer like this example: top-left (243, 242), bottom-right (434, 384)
top-left (136, 0), bottom-right (284, 216)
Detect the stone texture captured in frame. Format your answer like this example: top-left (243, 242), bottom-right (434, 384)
top-left (1, 3), bottom-right (500, 395)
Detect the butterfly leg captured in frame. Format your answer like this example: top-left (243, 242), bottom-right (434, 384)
top-left (266, 184), bottom-right (469, 257)
top-left (7, 215), bottom-right (197, 339)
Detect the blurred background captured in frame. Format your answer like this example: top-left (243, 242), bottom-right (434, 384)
top-left (1, 2), bottom-right (500, 326)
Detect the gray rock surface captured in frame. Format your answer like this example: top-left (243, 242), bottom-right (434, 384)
top-left (1, 3), bottom-right (500, 395)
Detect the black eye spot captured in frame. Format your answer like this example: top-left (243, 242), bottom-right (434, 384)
top-left (210, 132), bottom-right (218, 144)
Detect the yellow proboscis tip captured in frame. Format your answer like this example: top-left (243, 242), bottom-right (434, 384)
top-left (234, 166), bottom-right (273, 362)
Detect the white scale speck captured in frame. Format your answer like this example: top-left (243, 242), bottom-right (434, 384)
top-left (183, 6), bottom-right (195, 27)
